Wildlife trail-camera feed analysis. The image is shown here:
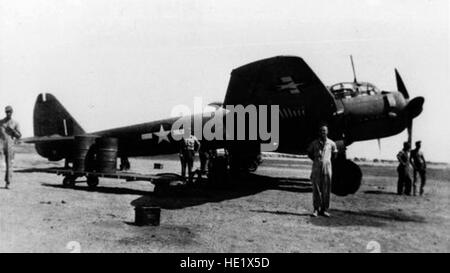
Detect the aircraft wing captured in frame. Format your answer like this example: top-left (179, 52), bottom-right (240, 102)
top-left (223, 55), bottom-right (337, 124)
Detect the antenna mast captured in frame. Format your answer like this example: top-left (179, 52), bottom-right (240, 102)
top-left (350, 55), bottom-right (357, 83)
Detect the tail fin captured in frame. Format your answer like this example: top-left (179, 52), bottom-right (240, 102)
top-left (33, 93), bottom-right (85, 137)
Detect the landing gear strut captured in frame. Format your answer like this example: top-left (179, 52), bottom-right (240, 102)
top-left (207, 154), bottom-right (229, 184)
top-left (120, 157), bottom-right (130, 171)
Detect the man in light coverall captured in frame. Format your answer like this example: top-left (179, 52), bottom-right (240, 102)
top-left (307, 125), bottom-right (337, 217)
top-left (0, 106), bottom-right (21, 189)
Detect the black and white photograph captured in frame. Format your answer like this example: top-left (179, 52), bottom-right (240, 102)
top-left (0, 0), bottom-right (448, 255)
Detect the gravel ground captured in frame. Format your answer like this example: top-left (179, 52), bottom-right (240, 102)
top-left (0, 152), bottom-right (449, 253)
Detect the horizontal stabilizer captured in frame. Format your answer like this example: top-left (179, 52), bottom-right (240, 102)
top-left (22, 135), bottom-right (74, 143)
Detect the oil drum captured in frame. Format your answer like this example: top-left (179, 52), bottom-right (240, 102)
top-left (72, 135), bottom-right (97, 172)
top-left (95, 137), bottom-right (118, 173)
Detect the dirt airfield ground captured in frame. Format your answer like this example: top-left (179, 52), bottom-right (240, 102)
top-left (0, 147), bottom-right (449, 253)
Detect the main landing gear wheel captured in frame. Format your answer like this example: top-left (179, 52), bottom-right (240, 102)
top-left (62, 176), bottom-right (76, 188)
top-left (331, 158), bottom-right (362, 196)
top-left (87, 176), bottom-right (99, 189)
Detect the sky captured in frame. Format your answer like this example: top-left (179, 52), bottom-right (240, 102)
top-left (0, 0), bottom-right (448, 162)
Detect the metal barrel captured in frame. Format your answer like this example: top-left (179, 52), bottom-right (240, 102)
top-left (134, 206), bottom-right (161, 226)
top-left (72, 135), bottom-right (97, 172)
top-left (95, 137), bottom-right (118, 173)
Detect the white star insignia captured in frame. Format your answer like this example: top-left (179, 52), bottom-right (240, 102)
top-left (154, 125), bottom-right (170, 143)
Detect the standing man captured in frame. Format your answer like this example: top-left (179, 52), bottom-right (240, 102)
top-left (410, 141), bottom-right (426, 196)
top-left (198, 143), bottom-right (209, 175)
top-left (0, 106), bottom-right (21, 189)
top-left (179, 131), bottom-right (200, 184)
top-left (307, 125), bottom-right (337, 217)
top-left (396, 141), bottom-right (412, 195)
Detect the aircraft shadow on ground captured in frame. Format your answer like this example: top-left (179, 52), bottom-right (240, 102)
top-left (249, 209), bottom-right (312, 217)
top-left (40, 173), bottom-right (312, 210)
top-left (309, 208), bottom-right (426, 228)
top-left (131, 173), bottom-right (312, 210)
top-left (42, 183), bottom-right (151, 196)
top-left (363, 190), bottom-right (399, 196)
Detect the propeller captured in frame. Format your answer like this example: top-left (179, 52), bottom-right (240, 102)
top-left (395, 69), bottom-right (424, 146)
top-left (395, 68), bottom-right (409, 99)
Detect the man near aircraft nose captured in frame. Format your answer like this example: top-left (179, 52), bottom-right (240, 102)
top-left (307, 125), bottom-right (337, 217)
top-left (397, 142), bottom-right (412, 195)
top-left (410, 141), bottom-right (426, 196)
top-left (0, 106), bottom-right (21, 189)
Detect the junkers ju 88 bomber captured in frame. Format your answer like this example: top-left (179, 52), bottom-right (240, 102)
top-left (24, 55), bottom-right (424, 196)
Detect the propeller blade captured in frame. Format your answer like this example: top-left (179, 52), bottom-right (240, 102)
top-left (407, 118), bottom-right (413, 147)
top-left (395, 69), bottom-right (409, 99)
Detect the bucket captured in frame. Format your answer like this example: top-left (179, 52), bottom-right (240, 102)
top-left (95, 137), bottom-right (118, 173)
top-left (72, 135), bottom-right (97, 172)
top-left (134, 206), bottom-right (161, 226)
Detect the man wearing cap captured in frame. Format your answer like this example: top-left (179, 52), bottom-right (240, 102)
top-left (0, 106), bottom-right (21, 189)
top-left (396, 142), bottom-right (412, 195)
top-left (307, 125), bottom-right (337, 217)
top-left (410, 141), bottom-right (427, 196)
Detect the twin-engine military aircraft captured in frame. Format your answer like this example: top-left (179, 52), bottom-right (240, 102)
top-left (25, 56), bottom-right (424, 196)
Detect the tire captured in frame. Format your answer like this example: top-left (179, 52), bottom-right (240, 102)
top-left (331, 159), bottom-right (362, 196)
top-left (62, 176), bottom-right (76, 188)
top-left (87, 176), bottom-right (99, 189)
